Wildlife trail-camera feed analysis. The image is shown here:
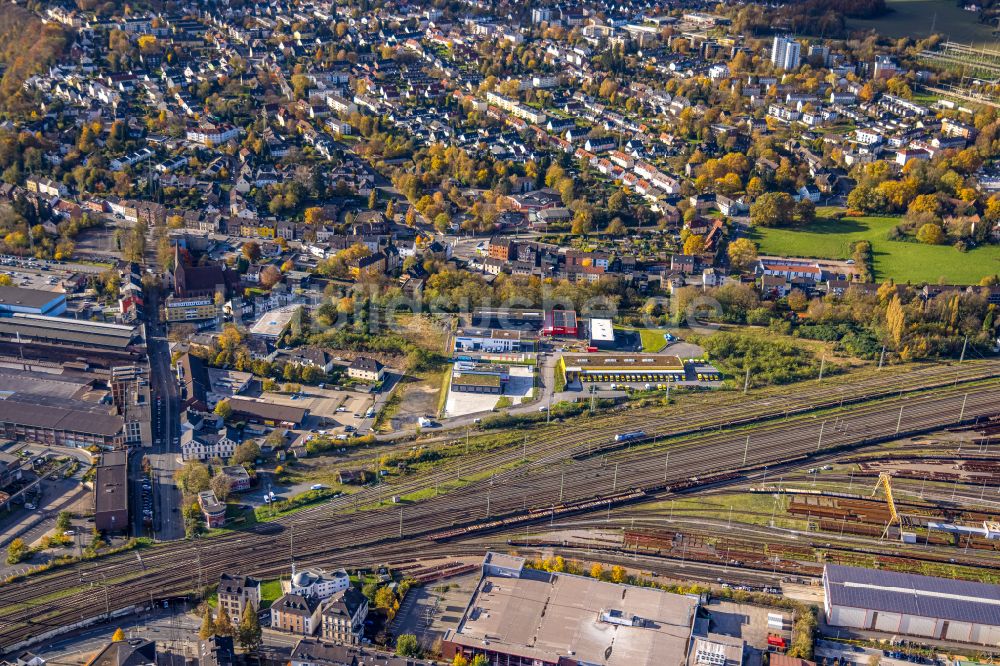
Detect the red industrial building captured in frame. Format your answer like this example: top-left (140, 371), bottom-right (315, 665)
top-left (542, 309), bottom-right (578, 337)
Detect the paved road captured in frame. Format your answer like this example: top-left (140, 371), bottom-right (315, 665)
top-left (29, 603), bottom-right (307, 664)
top-left (30, 605), bottom-right (199, 665)
top-left (144, 291), bottom-right (185, 541)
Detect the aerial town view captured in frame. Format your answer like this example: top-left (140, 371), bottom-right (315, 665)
top-left (0, 0), bottom-right (1000, 664)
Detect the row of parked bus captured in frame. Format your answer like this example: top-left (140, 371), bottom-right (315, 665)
top-left (580, 374), bottom-right (684, 383)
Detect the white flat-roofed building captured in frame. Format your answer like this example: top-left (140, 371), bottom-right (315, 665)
top-left (589, 317), bottom-right (615, 349)
top-left (250, 305), bottom-right (299, 339)
top-left (824, 564), bottom-right (1000, 645)
top-left (453, 327), bottom-right (530, 353)
top-left (443, 552), bottom-right (700, 666)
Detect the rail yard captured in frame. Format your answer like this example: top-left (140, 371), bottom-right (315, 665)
top-left (1, 359), bottom-right (999, 655)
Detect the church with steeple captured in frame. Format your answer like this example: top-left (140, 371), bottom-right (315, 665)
top-left (172, 244), bottom-right (237, 300)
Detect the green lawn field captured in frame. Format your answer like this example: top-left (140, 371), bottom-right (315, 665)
top-left (638, 329), bottom-right (667, 352)
top-left (848, 0), bottom-right (998, 46)
top-left (749, 213), bottom-right (1000, 284)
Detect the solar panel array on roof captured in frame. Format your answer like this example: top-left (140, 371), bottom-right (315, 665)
top-left (825, 564), bottom-right (1000, 626)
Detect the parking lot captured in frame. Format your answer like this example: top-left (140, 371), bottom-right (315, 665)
top-left (444, 365), bottom-right (535, 418)
top-left (391, 570), bottom-right (480, 651)
top-left (0, 265), bottom-right (69, 291)
top-left (259, 385), bottom-right (377, 433)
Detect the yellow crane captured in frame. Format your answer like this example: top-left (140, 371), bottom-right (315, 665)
top-left (871, 472), bottom-right (900, 539)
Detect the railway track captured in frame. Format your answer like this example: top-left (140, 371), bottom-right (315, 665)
top-left (0, 367), bottom-right (998, 653)
top-left (313, 360), bottom-right (1000, 519)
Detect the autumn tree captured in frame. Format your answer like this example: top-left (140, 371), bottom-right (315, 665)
top-left (6, 538), bottom-right (26, 564)
top-left (137, 35), bottom-right (158, 53)
top-left (214, 606), bottom-right (235, 637)
top-left (230, 440), bottom-right (261, 466)
top-left (242, 241), bottom-right (261, 262)
top-left (610, 565), bottom-right (627, 583)
top-left (571, 206), bottom-right (594, 235)
top-left (237, 599), bottom-right (262, 652)
top-left (606, 217), bottom-right (627, 236)
top-left (787, 289), bottom-right (808, 312)
top-left (214, 399), bottom-right (233, 420)
top-left (111, 628), bottom-right (126, 641)
top-left (683, 234), bottom-right (706, 255)
top-left (727, 238), bottom-right (758, 271)
top-left (794, 199), bottom-right (816, 226)
top-left (199, 606), bottom-right (215, 639)
top-left (374, 586), bottom-right (396, 609)
top-left (396, 634), bottom-right (420, 657)
top-left (218, 324), bottom-right (242, 351)
top-left (908, 194), bottom-right (939, 216)
top-left (434, 212), bottom-right (451, 232)
top-left (608, 189), bottom-right (627, 213)
top-left (916, 223), bottom-right (944, 245)
top-left (211, 473), bottom-right (233, 502)
top-left (176, 461), bottom-right (211, 496)
top-left (260, 265), bottom-right (282, 288)
top-left (750, 192), bottom-right (795, 227)
top-left (886, 294), bottom-right (905, 348)
top-left (304, 207), bottom-right (326, 226)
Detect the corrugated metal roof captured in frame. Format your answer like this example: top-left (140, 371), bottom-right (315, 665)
top-left (826, 564), bottom-right (1000, 625)
top-left (0, 313), bottom-right (137, 349)
top-left (0, 400), bottom-right (123, 436)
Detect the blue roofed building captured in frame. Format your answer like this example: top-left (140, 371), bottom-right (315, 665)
top-left (823, 564), bottom-right (1000, 646)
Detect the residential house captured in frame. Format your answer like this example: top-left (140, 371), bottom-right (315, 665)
top-left (796, 185), bottom-right (821, 203)
top-left (320, 588), bottom-right (368, 645)
top-left (83, 639), bottom-right (158, 666)
top-left (219, 465), bottom-right (251, 492)
top-left (271, 593), bottom-right (323, 635)
top-left (218, 573), bottom-right (261, 625)
top-left (348, 357), bottom-right (384, 382)
top-left (349, 252), bottom-right (387, 279)
top-left (289, 638), bottom-right (435, 666)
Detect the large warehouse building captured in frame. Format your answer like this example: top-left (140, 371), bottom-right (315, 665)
top-left (823, 564), bottom-right (1000, 646)
top-left (563, 353), bottom-right (687, 383)
top-left (442, 553), bottom-right (702, 666)
top-left (0, 286), bottom-right (66, 316)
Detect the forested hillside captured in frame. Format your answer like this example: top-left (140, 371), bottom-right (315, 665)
top-left (0, 4), bottom-right (67, 113)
